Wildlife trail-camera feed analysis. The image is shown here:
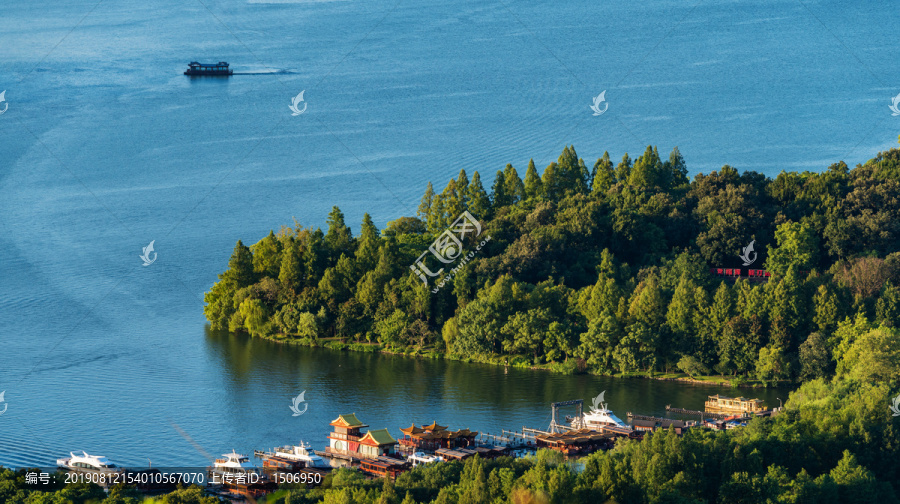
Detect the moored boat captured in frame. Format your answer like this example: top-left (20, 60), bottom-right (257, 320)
top-left (406, 451), bottom-right (443, 467)
top-left (208, 450), bottom-right (272, 496)
top-left (56, 451), bottom-right (120, 473)
top-left (262, 441), bottom-right (330, 469)
top-left (570, 397), bottom-right (627, 429)
top-left (705, 395), bottom-right (765, 415)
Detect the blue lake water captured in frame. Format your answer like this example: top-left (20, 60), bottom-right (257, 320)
top-left (0, 0), bottom-right (894, 467)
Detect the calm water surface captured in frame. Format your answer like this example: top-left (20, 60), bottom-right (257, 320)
top-left (0, 0), bottom-right (891, 467)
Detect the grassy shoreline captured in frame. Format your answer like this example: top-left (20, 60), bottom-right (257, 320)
top-left (257, 332), bottom-right (780, 389)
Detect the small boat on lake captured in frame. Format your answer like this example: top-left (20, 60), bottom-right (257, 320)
top-left (56, 451), bottom-right (120, 473)
top-left (184, 61), bottom-right (233, 76)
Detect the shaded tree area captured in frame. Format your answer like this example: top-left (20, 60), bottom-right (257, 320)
top-left (205, 145), bottom-right (900, 383)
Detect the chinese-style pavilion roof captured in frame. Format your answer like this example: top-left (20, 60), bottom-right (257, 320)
top-left (360, 428), bottom-right (397, 446)
top-left (400, 424), bottom-right (425, 436)
top-left (330, 413), bottom-right (367, 429)
top-left (401, 426), bottom-right (478, 440)
top-left (422, 421), bottom-right (448, 432)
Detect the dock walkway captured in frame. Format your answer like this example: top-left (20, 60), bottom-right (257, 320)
top-left (664, 406), bottom-right (731, 419)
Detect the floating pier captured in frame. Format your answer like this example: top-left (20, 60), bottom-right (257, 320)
top-left (477, 428), bottom-right (540, 448)
top-left (664, 405), bottom-right (731, 419)
top-left (627, 413), bottom-right (681, 423)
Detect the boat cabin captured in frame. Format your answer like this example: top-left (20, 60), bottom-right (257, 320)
top-left (184, 61), bottom-right (233, 76)
top-left (705, 395), bottom-right (765, 414)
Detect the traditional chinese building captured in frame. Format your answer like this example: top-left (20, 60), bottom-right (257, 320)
top-left (397, 421), bottom-right (479, 453)
top-left (327, 413), bottom-right (367, 458)
top-left (358, 428), bottom-right (398, 458)
top-left (326, 413), bottom-right (397, 460)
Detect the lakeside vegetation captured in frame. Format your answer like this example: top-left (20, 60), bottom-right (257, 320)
top-left (3, 372), bottom-right (898, 503)
top-left (9, 145), bottom-right (900, 504)
top-left (205, 144), bottom-right (900, 387)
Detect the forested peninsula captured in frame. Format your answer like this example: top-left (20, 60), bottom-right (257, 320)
top-left (204, 144), bottom-right (900, 387)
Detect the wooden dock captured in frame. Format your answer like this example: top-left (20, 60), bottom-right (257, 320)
top-left (477, 428), bottom-right (540, 448)
top-left (664, 405), bottom-right (731, 419)
top-left (627, 413), bottom-right (678, 423)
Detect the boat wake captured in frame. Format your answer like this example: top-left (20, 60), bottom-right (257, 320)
top-left (232, 69), bottom-right (295, 75)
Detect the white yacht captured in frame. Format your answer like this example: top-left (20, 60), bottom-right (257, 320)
top-left (56, 452), bottom-right (120, 473)
top-left (407, 452), bottom-right (443, 467)
top-left (571, 392), bottom-right (627, 429)
top-left (272, 441), bottom-right (329, 468)
top-left (209, 451), bottom-right (263, 480)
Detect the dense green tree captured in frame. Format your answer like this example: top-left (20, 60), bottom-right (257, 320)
top-left (628, 274), bottom-right (666, 328)
top-left (503, 164), bottom-right (526, 205)
top-left (666, 274), bottom-right (700, 352)
top-left (325, 206), bottom-right (354, 259)
top-left (665, 146), bottom-right (689, 188)
top-left (614, 154), bottom-right (632, 183)
top-left (523, 159), bottom-right (543, 200)
top-left (766, 220), bottom-right (819, 276)
top-left (875, 280), bottom-right (900, 327)
top-left (227, 240), bottom-right (255, 288)
top-left (614, 322), bottom-right (658, 372)
top-left (718, 316), bottom-right (761, 375)
top-left (591, 151), bottom-right (615, 194)
top-left (490, 169), bottom-right (509, 209)
top-left (839, 326), bottom-right (900, 383)
top-left (251, 230), bottom-right (283, 278)
top-left (814, 284), bottom-right (842, 335)
top-left (466, 171), bottom-right (491, 219)
top-left (799, 332), bottom-right (831, 380)
top-left (417, 181), bottom-right (435, 223)
top-left (578, 310), bottom-right (623, 374)
top-left (279, 242), bottom-right (303, 294)
top-left (456, 169), bottom-right (470, 204)
top-left (756, 345), bottom-right (789, 386)
top-left (628, 145), bottom-right (664, 188)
